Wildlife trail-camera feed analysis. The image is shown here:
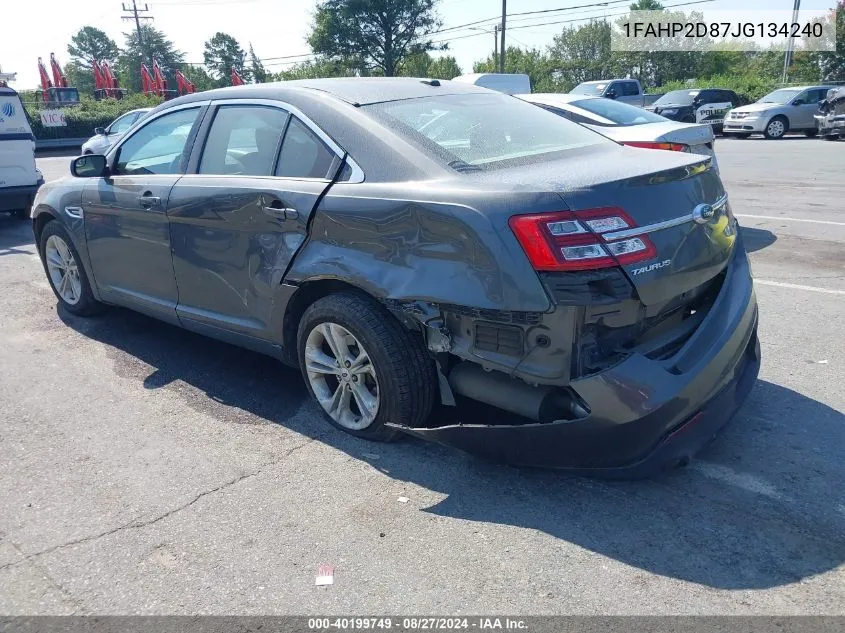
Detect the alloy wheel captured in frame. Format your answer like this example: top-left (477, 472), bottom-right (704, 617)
top-left (44, 235), bottom-right (82, 305)
top-left (304, 322), bottom-right (380, 430)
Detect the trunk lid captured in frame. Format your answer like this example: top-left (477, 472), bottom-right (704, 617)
top-left (485, 143), bottom-right (734, 307)
top-left (555, 147), bottom-right (734, 306)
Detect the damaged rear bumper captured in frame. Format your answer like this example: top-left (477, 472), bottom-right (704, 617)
top-left (394, 245), bottom-right (761, 477)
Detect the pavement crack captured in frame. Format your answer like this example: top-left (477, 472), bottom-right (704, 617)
top-left (0, 435), bottom-right (321, 571)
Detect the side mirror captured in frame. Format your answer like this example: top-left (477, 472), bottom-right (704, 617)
top-left (606, 89), bottom-right (617, 99)
top-left (791, 100), bottom-right (803, 106)
top-left (71, 154), bottom-right (108, 178)
top-left (94, 127), bottom-right (106, 135)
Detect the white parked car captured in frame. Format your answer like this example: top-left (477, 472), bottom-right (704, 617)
top-left (516, 92), bottom-right (718, 171)
top-left (81, 108), bottom-right (152, 155)
top-left (0, 86), bottom-right (43, 219)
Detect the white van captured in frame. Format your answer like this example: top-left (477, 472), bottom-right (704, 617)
top-left (451, 73), bottom-right (531, 95)
top-left (0, 86), bottom-right (43, 219)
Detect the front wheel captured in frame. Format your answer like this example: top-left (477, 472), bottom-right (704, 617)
top-left (297, 292), bottom-right (436, 441)
top-left (764, 116), bottom-right (788, 139)
top-left (39, 221), bottom-right (103, 316)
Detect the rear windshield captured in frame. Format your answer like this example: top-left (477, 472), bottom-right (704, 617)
top-left (571, 82), bottom-right (607, 96)
top-left (569, 98), bottom-right (666, 126)
top-left (653, 90), bottom-right (700, 106)
top-left (363, 92), bottom-right (610, 170)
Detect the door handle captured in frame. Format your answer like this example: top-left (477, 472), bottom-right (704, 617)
top-left (137, 193), bottom-right (161, 209)
top-left (262, 205), bottom-right (298, 220)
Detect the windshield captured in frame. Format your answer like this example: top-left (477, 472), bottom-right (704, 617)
top-left (654, 90), bottom-right (699, 106)
top-left (364, 92), bottom-right (610, 170)
top-left (571, 82), bottom-right (607, 96)
top-left (569, 98), bottom-right (667, 126)
top-left (758, 89), bottom-right (801, 104)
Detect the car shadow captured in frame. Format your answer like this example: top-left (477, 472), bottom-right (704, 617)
top-left (740, 226), bottom-right (777, 253)
top-left (59, 305), bottom-right (845, 591)
top-left (0, 213), bottom-right (35, 255)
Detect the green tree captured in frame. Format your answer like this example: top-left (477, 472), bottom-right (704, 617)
top-left (629, 0), bottom-right (664, 9)
top-left (546, 20), bottom-right (626, 89)
top-left (181, 64), bottom-right (217, 92)
top-left (68, 27), bottom-right (120, 68)
top-left (274, 58), bottom-right (360, 81)
top-left (117, 25), bottom-right (185, 93)
top-left (428, 55), bottom-right (462, 79)
top-left (474, 47), bottom-right (557, 91)
top-left (248, 44), bottom-right (268, 83)
top-left (203, 32), bottom-right (248, 85)
top-left (308, 0), bottom-right (443, 76)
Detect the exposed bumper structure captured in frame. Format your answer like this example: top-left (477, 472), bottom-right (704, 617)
top-left (398, 245), bottom-right (760, 478)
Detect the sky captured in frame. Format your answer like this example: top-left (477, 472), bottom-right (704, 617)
top-left (0, 0), bottom-right (838, 90)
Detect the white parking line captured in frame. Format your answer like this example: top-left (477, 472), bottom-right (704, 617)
top-left (755, 280), bottom-right (845, 295)
top-left (737, 214), bottom-right (845, 227)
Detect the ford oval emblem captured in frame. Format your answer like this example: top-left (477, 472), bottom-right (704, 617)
top-left (693, 203), bottom-right (715, 225)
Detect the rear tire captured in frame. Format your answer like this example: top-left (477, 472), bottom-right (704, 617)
top-left (297, 292), bottom-right (436, 441)
top-left (39, 220), bottom-right (103, 316)
top-left (764, 116), bottom-right (788, 139)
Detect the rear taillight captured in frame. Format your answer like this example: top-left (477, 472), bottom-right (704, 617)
top-left (509, 208), bottom-right (657, 271)
top-left (622, 141), bottom-right (690, 152)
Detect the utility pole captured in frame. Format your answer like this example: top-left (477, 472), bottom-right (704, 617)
top-left (494, 25), bottom-right (499, 70)
top-left (782, 0), bottom-right (801, 84)
top-left (121, 0), bottom-right (155, 70)
top-left (499, 0), bottom-right (506, 73)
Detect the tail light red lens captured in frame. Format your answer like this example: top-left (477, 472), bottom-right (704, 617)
top-left (622, 141), bottom-right (690, 152)
top-left (508, 208), bottom-right (657, 272)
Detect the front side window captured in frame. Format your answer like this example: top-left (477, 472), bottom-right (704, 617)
top-left (199, 105), bottom-right (289, 176)
top-left (115, 107), bottom-right (200, 175)
top-left (365, 92), bottom-right (609, 170)
top-left (275, 117), bottom-right (337, 179)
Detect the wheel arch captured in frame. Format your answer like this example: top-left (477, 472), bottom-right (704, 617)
top-left (280, 277), bottom-right (424, 366)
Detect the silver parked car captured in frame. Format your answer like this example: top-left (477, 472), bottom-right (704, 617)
top-left (517, 93), bottom-right (718, 171)
top-left (723, 86), bottom-right (834, 139)
top-left (81, 108), bottom-right (152, 155)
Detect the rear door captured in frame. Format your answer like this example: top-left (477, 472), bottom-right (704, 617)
top-left (0, 89), bottom-right (38, 189)
top-left (82, 104), bottom-right (204, 321)
top-left (167, 100), bottom-right (342, 342)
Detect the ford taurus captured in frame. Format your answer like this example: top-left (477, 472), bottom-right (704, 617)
top-left (30, 78), bottom-right (760, 477)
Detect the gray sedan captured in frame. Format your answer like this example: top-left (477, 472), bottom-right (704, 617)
top-left (29, 78), bottom-right (759, 476)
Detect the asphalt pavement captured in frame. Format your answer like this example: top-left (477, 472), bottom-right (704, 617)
top-left (1, 138), bottom-right (843, 615)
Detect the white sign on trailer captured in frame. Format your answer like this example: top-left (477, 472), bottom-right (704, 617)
top-left (40, 110), bottom-right (67, 127)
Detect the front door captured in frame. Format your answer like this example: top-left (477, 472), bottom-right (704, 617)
top-left (167, 103), bottom-right (338, 342)
top-left (82, 105), bottom-right (203, 321)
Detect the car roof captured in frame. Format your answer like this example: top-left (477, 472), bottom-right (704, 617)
top-left (172, 77), bottom-right (492, 107)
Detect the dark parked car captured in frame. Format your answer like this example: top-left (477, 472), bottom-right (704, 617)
top-left (31, 78), bottom-right (760, 477)
top-left (648, 88), bottom-right (742, 133)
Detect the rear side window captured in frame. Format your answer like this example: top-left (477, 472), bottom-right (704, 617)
top-left (275, 117), bottom-right (336, 179)
top-left (622, 81), bottom-right (639, 96)
top-left (199, 105), bottom-right (289, 176)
